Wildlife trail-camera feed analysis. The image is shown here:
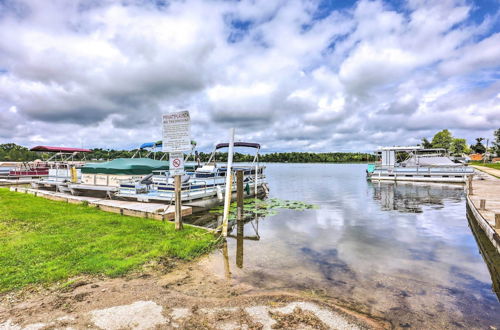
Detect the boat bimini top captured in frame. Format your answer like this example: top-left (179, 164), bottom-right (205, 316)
top-left (375, 146), bottom-right (457, 168)
top-left (30, 146), bottom-right (91, 162)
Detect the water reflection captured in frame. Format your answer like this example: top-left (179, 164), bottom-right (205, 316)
top-left (226, 215), bottom-right (261, 270)
top-left (371, 181), bottom-right (464, 213)
top-left (467, 204), bottom-right (500, 302)
top-left (191, 164), bottom-right (500, 328)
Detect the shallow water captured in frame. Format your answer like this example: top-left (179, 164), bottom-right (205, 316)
top-left (186, 163), bottom-right (500, 328)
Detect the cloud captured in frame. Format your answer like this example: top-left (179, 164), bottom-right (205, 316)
top-left (0, 0), bottom-right (498, 152)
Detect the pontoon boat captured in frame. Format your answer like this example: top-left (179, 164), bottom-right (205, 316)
top-left (366, 146), bottom-right (474, 183)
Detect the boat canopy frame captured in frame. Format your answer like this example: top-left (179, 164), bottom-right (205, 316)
top-left (30, 146), bottom-right (91, 162)
top-left (375, 146), bottom-right (452, 167)
top-left (208, 142), bottom-right (261, 165)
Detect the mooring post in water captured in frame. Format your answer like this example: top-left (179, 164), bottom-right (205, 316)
top-left (468, 176), bottom-right (473, 195)
top-left (174, 174), bottom-right (183, 230)
top-left (236, 170), bottom-right (244, 268)
top-left (222, 128), bottom-right (235, 237)
top-left (495, 214), bottom-right (500, 230)
top-left (480, 199), bottom-right (486, 211)
top-left (237, 170), bottom-right (244, 219)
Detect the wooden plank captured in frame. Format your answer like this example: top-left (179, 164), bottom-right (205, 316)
top-left (8, 187), bottom-right (193, 225)
top-left (44, 194), bottom-right (68, 202)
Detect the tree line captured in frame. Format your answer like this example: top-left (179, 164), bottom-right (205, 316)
top-left (0, 144), bottom-right (376, 163)
top-left (2, 128), bottom-right (499, 163)
top-left (421, 128), bottom-right (500, 156)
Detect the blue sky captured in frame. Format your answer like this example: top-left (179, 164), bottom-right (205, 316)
top-left (0, 0), bottom-right (499, 152)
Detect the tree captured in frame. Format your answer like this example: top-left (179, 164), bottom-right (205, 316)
top-left (470, 138), bottom-right (486, 154)
top-left (421, 138), bottom-right (433, 148)
top-left (450, 138), bottom-right (468, 155)
top-left (493, 128), bottom-right (500, 157)
top-left (431, 129), bottom-right (453, 150)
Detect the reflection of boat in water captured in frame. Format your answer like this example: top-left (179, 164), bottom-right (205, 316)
top-left (371, 181), bottom-right (463, 213)
top-left (367, 146), bottom-right (474, 183)
top-left (467, 204), bottom-right (500, 302)
top-left (117, 142), bottom-right (268, 212)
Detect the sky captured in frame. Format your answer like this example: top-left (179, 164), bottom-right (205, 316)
top-left (0, 0), bottom-right (499, 153)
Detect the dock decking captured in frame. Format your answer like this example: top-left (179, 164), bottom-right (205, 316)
top-left (0, 179), bottom-right (34, 186)
top-left (9, 187), bottom-right (192, 221)
top-left (467, 167), bottom-right (500, 254)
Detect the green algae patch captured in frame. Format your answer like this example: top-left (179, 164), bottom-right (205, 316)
top-left (0, 188), bottom-right (217, 293)
top-left (209, 198), bottom-right (318, 220)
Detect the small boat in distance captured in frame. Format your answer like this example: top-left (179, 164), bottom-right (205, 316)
top-left (366, 146), bottom-right (474, 183)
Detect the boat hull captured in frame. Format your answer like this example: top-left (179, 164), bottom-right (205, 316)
top-left (367, 166), bottom-right (474, 183)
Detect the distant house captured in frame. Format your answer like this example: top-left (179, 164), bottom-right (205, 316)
top-left (470, 153), bottom-right (483, 161)
top-left (492, 157), bottom-right (500, 163)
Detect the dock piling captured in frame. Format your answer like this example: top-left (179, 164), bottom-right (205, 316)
top-left (480, 199), bottom-right (486, 211)
top-left (236, 170), bottom-right (244, 268)
top-left (496, 214), bottom-right (500, 230)
top-left (237, 170), bottom-right (244, 220)
top-left (174, 175), bottom-right (183, 230)
top-left (468, 176), bottom-right (473, 195)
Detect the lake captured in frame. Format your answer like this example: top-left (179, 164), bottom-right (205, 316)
top-left (186, 163), bottom-right (500, 328)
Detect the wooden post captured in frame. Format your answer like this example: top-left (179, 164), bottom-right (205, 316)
top-left (236, 170), bottom-right (244, 268)
top-left (480, 199), bottom-right (486, 211)
top-left (468, 176), bottom-right (473, 195)
top-left (495, 214), bottom-right (500, 230)
top-left (236, 170), bottom-right (244, 219)
top-left (174, 175), bottom-right (183, 230)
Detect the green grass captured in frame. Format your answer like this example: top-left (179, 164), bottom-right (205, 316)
top-left (470, 162), bottom-right (500, 170)
top-left (0, 189), bottom-right (217, 293)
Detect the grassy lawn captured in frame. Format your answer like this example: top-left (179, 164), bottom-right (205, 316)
top-left (0, 188), bottom-right (217, 293)
top-left (470, 162), bottom-right (500, 170)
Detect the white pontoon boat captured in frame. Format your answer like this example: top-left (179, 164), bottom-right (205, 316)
top-left (117, 142), bottom-right (268, 211)
top-left (366, 146), bottom-right (474, 183)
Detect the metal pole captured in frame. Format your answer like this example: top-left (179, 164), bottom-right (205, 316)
top-left (222, 128), bottom-right (235, 237)
top-left (175, 175), bottom-right (183, 230)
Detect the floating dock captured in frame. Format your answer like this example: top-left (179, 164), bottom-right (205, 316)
top-left (466, 166), bottom-right (500, 254)
top-left (9, 187), bottom-right (192, 221)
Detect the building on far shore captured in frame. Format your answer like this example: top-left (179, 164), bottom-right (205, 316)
top-left (470, 153), bottom-right (483, 161)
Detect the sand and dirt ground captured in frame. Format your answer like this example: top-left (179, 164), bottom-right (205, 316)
top-left (0, 253), bottom-right (389, 330)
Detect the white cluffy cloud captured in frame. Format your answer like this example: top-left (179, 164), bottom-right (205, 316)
top-left (0, 0), bottom-right (499, 151)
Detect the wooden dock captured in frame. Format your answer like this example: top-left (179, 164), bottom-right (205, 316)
top-left (467, 167), bottom-right (500, 254)
top-left (0, 178), bottom-right (33, 186)
top-left (9, 187), bottom-right (192, 221)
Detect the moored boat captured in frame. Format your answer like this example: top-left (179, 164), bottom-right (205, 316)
top-left (366, 146), bottom-right (474, 183)
top-left (67, 158), bottom-right (170, 198)
top-left (30, 146), bottom-right (91, 192)
top-left (117, 142), bottom-right (269, 212)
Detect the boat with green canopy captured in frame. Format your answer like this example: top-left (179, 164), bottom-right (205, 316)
top-left (68, 158), bottom-right (171, 197)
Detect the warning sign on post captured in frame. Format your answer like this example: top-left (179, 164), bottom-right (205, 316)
top-left (162, 111), bottom-right (191, 153)
top-left (169, 152), bottom-right (184, 175)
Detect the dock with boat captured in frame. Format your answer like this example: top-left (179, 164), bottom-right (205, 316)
top-left (366, 146), bottom-right (474, 183)
top-left (9, 186), bottom-right (192, 221)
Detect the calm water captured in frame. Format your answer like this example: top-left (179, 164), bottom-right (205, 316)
top-left (187, 163), bottom-right (500, 328)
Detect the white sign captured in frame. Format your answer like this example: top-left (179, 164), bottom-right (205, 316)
top-left (169, 152), bottom-right (184, 175)
top-left (162, 111), bottom-right (191, 152)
